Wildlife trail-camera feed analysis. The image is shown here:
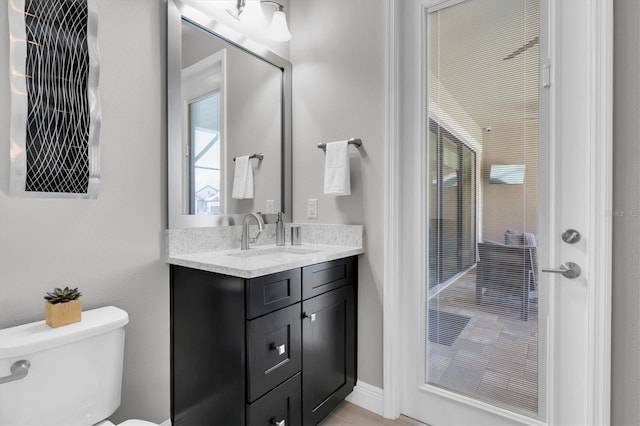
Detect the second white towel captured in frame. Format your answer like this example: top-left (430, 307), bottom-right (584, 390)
top-left (323, 140), bottom-right (351, 196)
top-left (232, 155), bottom-right (254, 199)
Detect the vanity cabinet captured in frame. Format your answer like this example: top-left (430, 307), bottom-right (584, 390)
top-left (170, 256), bottom-right (357, 426)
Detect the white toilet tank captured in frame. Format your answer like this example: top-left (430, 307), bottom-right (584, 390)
top-left (0, 306), bottom-right (129, 426)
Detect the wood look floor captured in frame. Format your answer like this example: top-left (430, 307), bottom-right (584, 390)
top-left (319, 402), bottom-right (428, 426)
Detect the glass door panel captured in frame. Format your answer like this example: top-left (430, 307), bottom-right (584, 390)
top-left (426, 0), bottom-right (540, 417)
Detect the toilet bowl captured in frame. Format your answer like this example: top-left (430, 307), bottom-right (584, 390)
top-left (0, 306), bottom-right (159, 426)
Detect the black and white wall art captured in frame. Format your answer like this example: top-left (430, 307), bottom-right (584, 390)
top-left (8, 0), bottom-right (101, 198)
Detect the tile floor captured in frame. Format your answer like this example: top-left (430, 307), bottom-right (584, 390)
top-left (427, 268), bottom-right (539, 414)
top-left (319, 402), bottom-right (427, 426)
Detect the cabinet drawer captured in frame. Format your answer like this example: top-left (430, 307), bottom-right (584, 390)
top-left (247, 269), bottom-right (302, 319)
top-left (247, 303), bottom-right (302, 402)
top-left (302, 257), bottom-right (356, 300)
top-left (246, 373), bottom-right (301, 426)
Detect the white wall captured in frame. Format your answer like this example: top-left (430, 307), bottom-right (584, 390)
top-left (0, 1), bottom-right (169, 423)
top-left (290, 0), bottom-right (387, 388)
top-left (612, 1), bottom-right (640, 425)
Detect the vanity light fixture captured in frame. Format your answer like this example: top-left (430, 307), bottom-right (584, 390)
top-left (228, 0), bottom-right (292, 42)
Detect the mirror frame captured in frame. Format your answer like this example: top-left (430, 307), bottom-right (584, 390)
top-left (167, 0), bottom-right (292, 228)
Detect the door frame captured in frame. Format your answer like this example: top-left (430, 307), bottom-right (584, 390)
top-left (382, 0), bottom-right (612, 423)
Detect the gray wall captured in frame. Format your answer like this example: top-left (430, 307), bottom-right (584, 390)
top-left (289, 0), bottom-right (386, 388)
top-left (612, 1), bottom-right (640, 425)
top-left (0, 0), bottom-right (169, 423)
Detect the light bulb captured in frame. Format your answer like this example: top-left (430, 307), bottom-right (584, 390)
top-left (268, 10), bottom-right (291, 41)
top-left (239, 1), bottom-right (266, 28)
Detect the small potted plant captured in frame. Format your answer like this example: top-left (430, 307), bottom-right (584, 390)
top-left (44, 286), bottom-right (82, 328)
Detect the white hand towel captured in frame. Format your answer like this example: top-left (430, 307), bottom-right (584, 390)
top-left (232, 156), bottom-right (254, 199)
top-left (323, 140), bottom-right (351, 196)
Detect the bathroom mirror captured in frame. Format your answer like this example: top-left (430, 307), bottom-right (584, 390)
top-left (168, 0), bottom-right (292, 228)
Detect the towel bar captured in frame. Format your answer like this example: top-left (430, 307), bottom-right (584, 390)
top-left (317, 138), bottom-right (362, 150)
top-left (233, 153), bottom-right (264, 162)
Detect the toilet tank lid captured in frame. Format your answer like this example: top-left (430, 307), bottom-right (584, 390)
top-left (0, 306), bottom-right (129, 359)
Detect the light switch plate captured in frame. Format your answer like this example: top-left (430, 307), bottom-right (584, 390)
top-left (266, 200), bottom-right (275, 214)
top-left (307, 199), bottom-right (318, 219)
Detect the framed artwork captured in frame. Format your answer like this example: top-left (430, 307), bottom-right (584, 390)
top-left (8, 0), bottom-right (101, 198)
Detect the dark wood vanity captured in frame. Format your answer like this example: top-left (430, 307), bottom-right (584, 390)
top-left (170, 256), bottom-right (357, 426)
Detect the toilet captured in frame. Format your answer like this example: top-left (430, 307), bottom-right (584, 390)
top-left (0, 306), bottom-right (159, 426)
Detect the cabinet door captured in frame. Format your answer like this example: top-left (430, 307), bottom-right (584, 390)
top-left (247, 303), bottom-right (302, 402)
top-left (302, 285), bottom-right (356, 426)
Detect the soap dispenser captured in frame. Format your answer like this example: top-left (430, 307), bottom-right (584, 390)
top-left (276, 212), bottom-right (285, 246)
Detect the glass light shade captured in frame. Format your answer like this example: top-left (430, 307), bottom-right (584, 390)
top-left (268, 10), bottom-right (291, 42)
top-left (239, 1), bottom-right (266, 28)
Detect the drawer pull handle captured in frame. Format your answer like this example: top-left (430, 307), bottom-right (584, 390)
top-left (271, 419), bottom-right (285, 426)
top-left (303, 312), bottom-right (316, 322)
top-left (271, 343), bottom-right (286, 355)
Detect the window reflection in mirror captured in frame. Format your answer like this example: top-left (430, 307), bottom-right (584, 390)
top-left (182, 41), bottom-right (225, 216)
top-left (188, 93), bottom-right (222, 215)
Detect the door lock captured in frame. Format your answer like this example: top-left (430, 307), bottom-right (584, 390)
top-left (562, 229), bottom-right (581, 244)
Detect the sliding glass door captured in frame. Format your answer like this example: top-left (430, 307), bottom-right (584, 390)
top-left (429, 121), bottom-right (477, 289)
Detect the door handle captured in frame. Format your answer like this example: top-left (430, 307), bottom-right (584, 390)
top-left (303, 312), bottom-right (316, 322)
top-left (542, 262), bottom-right (581, 279)
top-left (0, 360), bottom-right (30, 385)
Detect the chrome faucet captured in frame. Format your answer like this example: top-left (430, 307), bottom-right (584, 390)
top-left (241, 213), bottom-right (264, 250)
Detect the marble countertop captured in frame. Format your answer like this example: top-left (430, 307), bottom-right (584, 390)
top-left (166, 243), bottom-right (364, 278)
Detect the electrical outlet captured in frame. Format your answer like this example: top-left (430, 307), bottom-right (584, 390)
top-left (307, 199), bottom-right (318, 219)
top-left (266, 200), bottom-right (275, 214)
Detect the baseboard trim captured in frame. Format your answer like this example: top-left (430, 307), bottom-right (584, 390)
top-left (346, 381), bottom-right (385, 417)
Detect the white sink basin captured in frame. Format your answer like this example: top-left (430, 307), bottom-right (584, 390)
top-left (226, 247), bottom-right (321, 259)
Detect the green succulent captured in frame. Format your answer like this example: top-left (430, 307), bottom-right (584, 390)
top-left (44, 287), bottom-right (82, 304)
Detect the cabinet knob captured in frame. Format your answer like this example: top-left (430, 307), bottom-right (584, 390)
top-left (303, 312), bottom-right (316, 322)
top-left (271, 419), bottom-right (285, 426)
top-left (271, 343), bottom-right (286, 355)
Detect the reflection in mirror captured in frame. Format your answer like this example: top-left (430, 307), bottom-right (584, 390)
top-left (168, 0), bottom-right (292, 228)
top-left (182, 46), bottom-right (225, 215)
